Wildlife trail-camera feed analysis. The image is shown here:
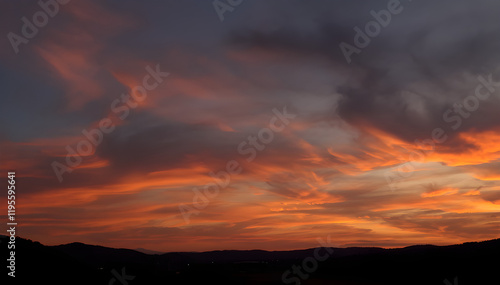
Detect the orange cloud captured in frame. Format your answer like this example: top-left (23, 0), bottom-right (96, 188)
top-left (421, 188), bottom-right (459, 198)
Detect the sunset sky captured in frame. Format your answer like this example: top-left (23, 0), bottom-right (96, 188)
top-left (1, 0), bottom-right (499, 252)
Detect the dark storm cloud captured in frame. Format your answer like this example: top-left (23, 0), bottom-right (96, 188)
top-left (227, 0), bottom-right (500, 149)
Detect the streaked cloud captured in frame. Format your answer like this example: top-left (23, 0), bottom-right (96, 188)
top-left (0, 0), bottom-right (499, 252)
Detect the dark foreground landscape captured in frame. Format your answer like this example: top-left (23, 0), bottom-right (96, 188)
top-left (1, 235), bottom-right (499, 284)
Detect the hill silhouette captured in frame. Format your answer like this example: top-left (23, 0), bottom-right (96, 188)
top-left (1, 235), bottom-right (498, 284)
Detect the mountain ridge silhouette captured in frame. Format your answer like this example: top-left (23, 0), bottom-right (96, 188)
top-left (1, 235), bottom-right (498, 284)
